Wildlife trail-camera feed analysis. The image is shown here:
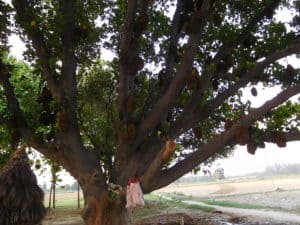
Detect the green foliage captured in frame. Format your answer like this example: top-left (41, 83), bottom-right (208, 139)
top-left (78, 60), bottom-right (118, 175)
top-left (6, 58), bottom-right (41, 127)
top-left (0, 55), bottom-right (41, 150)
top-left (13, 0), bottom-right (106, 66)
top-left (0, 0), bottom-right (299, 183)
top-left (0, 148), bottom-right (10, 169)
top-left (263, 101), bottom-right (300, 132)
top-left (0, 1), bottom-right (12, 51)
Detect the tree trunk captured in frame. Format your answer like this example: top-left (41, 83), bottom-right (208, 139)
top-left (52, 180), bottom-right (56, 208)
top-left (48, 183), bottom-right (52, 209)
top-left (81, 191), bottom-right (128, 225)
top-left (78, 182), bottom-right (80, 209)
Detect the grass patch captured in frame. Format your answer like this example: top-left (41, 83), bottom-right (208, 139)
top-left (164, 192), bottom-right (193, 201)
top-left (44, 197), bottom-right (84, 210)
top-left (133, 207), bottom-right (162, 218)
top-left (144, 193), bottom-right (164, 201)
top-left (201, 199), bottom-right (266, 209)
top-left (133, 193), bottom-right (215, 219)
top-left (163, 192), bottom-right (267, 210)
top-left (181, 203), bottom-right (215, 212)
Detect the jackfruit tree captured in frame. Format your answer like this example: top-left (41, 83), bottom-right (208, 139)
top-left (0, 0), bottom-right (300, 224)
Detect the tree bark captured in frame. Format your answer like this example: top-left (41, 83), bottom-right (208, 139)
top-left (81, 190), bottom-right (128, 225)
top-left (48, 183), bottom-right (52, 209)
top-left (78, 182), bottom-right (81, 209)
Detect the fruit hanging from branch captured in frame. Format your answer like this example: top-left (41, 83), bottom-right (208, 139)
top-left (273, 132), bottom-right (286, 148)
top-left (162, 139), bottom-right (176, 162)
top-left (236, 125), bottom-right (249, 145)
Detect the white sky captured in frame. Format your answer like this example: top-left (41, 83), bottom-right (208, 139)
top-left (211, 142), bottom-right (300, 177)
top-left (211, 84), bottom-right (300, 177)
top-left (6, 4), bottom-right (300, 184)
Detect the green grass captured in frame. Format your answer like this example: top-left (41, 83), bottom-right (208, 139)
top-left (53, 198), bottom-right (84, 209)
top-left (164, 192), bottom-right (193, 201)
top-left (44, 197), bottom-right (84, 210)
top-left (132, 193), bottom-right (215, 219)
top-left (144, 193), bottom-right (164, 201)
top-left (200, 199), bottom-right (266, 209)
top-left (163, 192), bottom-right (267, 210)
top-left (180, 203), bottom-right (215, 212)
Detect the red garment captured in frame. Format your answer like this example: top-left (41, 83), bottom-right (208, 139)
top-left (128, 176), bottom-right (140, 185)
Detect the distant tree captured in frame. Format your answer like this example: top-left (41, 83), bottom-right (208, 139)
top-left (213, 168), bottom-right (225, 180)
top-left (264, 163), bottom-right (300, 175)
top-left (42, 182), bottom-right (47, 191)
top-left (71, 181), bottom-right (80, 191)
top-left (0, 1), bottom-right (300, 225)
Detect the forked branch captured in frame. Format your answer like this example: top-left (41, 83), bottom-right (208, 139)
top-left (144, 83), bottom-right (300, 192)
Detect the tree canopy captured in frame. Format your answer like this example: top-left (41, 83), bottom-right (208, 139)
top-left (0, 0), bottom-right (300, 224)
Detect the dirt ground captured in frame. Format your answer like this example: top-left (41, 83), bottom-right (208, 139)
top-left (156, 176), bottom-right (300, 225)
top-left (136, 212), bottom-right (299, 225)
top-left (43, 209), bottom-right (83, 225)
top-left (43, 176), bottom-right (300, 225)
top-left (158, 176), bottom-right (300, 211)
top-left (215, 189), bottom-right (300, 211)
top-left (158, 176), bottom-right (300, 197)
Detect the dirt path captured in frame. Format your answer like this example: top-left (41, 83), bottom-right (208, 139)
top-left (183, 200), bottom-right (300, 224)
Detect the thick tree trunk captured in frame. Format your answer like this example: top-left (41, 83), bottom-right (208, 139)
top-left (81, 191), bottom-right (128, 225)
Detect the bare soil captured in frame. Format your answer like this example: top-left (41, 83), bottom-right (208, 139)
top-left (43, 176), bottom-right (300, 225)
top-left (156, 176), bottom-right (300, 225)
top-left (159, 176), bottom-right (300, 212)
top-left (43, 209), bottom-right (83, 225)
top-left (159, 176), bottom-right (300, 197)
top-left (136, 209), bottom-right (300, 225)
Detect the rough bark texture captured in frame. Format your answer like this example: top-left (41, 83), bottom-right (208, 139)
top-left (81, 190), bottom-right (128, 225)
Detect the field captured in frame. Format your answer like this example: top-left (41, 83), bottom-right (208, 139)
top-left (43, 191), bottom-right (84, 225)
top-left (43, 176), bottom-right (300, 225)
top-left (158, 175), bottom-right (300, 196)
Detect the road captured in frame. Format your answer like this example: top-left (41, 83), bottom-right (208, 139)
top-left (183, 200), bottom-right (300, 224)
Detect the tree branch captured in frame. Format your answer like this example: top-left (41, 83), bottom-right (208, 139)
top-left (143, 83), bottom-right (300, 192)
top-left (118, 0), bottom-right (138, 119)
top-left (213, 0), bottom-right (281, 63)
top-left (169, 39), bottom-right (300, 138)
top-left (57, 0), bottom-right (83, 141)
top-left (114, 0), bottom-right (154, 183)
top-left (60, 0), bottom-right (77, 99)
top-left (162, 0), bottom-right (183, 90)
top-left (209, 38), bottom-right (300, 113)
top-left (1, 37), bottom-right (105, 187)
top-left (168, 0), bottom-right (283, 137)
top-left (12, 0), bottom-right (59, 96)
top-left (0, 59), bottom-right (26, 131)
top-left (136, 0), bottom-right (211, 144)
top-left (263, 131), bottom-right (300, 143)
